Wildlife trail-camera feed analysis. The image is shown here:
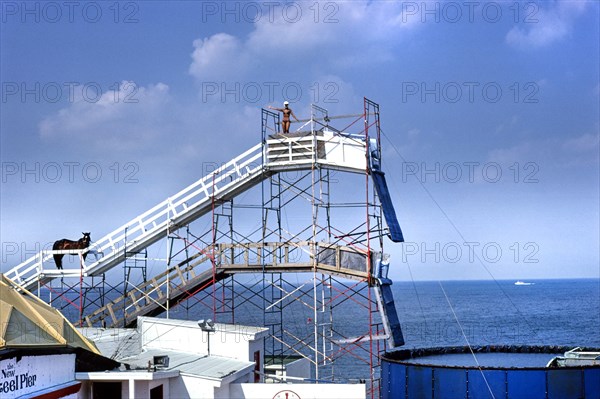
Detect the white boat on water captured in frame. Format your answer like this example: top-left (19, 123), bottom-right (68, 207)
top-left (515, 281), bottom-right (534, 286)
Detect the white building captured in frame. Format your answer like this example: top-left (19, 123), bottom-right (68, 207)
top-left (78, 316), bottom-right (365, 399)
top-left (77, 317), bottom-right (268, 398)
top-left (1, 274), bottom-right (364, 399)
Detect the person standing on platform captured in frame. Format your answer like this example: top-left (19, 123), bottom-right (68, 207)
top-left (268, 101), bottom-right (299, 134)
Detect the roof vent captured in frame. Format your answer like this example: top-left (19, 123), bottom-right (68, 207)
top-left (153, 355), bottom-right (170, 368)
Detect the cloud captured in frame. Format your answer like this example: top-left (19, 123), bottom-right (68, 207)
top-left (488, 133), bottom-right (599, 167)
top-left (408, 128), bottom-right (421, 138)
top-left (39, 81), bottom-right (171, 151)
top-left (505, 1), bottom-right (587, 48)
top-left (494, 115), bottom-right (520, 134)
top-left (488, 140), bottom-right (547, 165)
top-left (35, 77), bottom-right (297, 166)
top-left (189, 33), bottom-right (248, 81)
top-left (562, 133), bottom-right (600, 154)
top-left (189, 2), bottom-right (420, 82)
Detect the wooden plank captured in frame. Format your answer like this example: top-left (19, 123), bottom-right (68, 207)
top-left (107, 303), bottom-right (117, 325)
top-left (128, 291), bottom-right (141, 310)
top-left (151, 278), bottom-right (164, 299)
top-left (175, 265), bottom-right (187, 284)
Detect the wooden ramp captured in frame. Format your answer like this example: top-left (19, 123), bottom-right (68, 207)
top-left (82, 241), bottom-right (370, 328)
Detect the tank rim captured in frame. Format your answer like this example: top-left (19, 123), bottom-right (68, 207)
top-left (381, 345), bottom-right (600, 370)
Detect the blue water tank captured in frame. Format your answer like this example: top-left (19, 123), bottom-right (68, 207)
top-left (381, 345), bottom-right (600, 399)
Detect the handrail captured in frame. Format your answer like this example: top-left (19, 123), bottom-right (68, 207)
top-left (5, 132), bottom-right (368, 291)
top-left (5, 143), bottom-right (264, 288)
top-left (81, 241), bottom-right (371, 327)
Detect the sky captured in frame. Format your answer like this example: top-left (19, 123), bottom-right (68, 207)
top-left (1, 0), bottom-right (599, 282)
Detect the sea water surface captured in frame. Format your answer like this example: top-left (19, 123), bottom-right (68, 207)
top-left (170, 278), bottom-right (600, 381)
top-left (59, 278), bottom-right (598, 381)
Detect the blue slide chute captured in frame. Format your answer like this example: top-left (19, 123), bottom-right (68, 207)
top-left (375, 256), bottom-right (405, 347)
top-left (371, 169), bottom-right (404, 243)
top-left (370, 149), bottom-right (404, 242)
top-left (378, 283), bottom-right (405, 347)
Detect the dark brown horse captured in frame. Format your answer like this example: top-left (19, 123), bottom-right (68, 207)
top-left (53, 232), bottom-right (91, 269)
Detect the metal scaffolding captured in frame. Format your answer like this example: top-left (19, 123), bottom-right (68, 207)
top-left (12, 98), bottom-right (400, 398)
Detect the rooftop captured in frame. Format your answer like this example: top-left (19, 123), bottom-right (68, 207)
top-left (119, 348), bottom-right (253, 380)
top-left (138, 316), bottom-right (269, 339)
top-left (79, 316), bottom-right (262, 384)
top-left (78, 327), bottom-right (141, 360)
top-left (0, 274), bottom-right (99, 355)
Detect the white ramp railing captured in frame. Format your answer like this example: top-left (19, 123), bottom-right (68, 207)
top-left (5, 143), bottom-right (264, 291)
top-left (4, 133), bottom-right (368, 292)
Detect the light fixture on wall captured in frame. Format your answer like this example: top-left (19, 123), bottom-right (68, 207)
top-left (198, 319), bottom-right (215, 355)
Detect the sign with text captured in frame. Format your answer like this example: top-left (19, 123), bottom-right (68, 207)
top-left (0, 354), bottom-right (75, 398)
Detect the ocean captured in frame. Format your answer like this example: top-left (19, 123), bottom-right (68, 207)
top-left (392, 279), bottom-right (600, 349)
top-left (168, 278), bottom-right (600, 382)
top-left (54, 278), bottom-right (600, 382)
